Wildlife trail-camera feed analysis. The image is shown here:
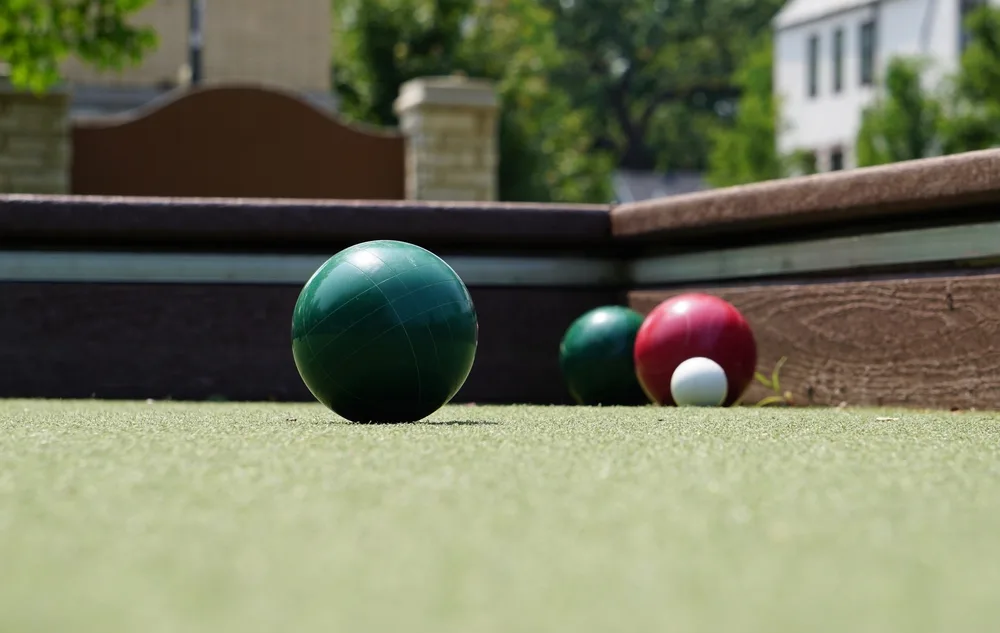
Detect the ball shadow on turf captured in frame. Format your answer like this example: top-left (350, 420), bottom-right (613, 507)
top-left (344, 419), bottom-right (500, 426)
top-left (418, 419), bottom-right (500, 426)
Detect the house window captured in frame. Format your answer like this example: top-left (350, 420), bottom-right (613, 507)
top-left (833, 28), bottom-right (844, 93)
top-left (960, 0), bottom-right (984, 53)
top-left (808, 34), bottom-right (820, 97)
top-left (860, 20), bottom-right (876, 86)
top-left (830, 148), bottom-right (845, 171)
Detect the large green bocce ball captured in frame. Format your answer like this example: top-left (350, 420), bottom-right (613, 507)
top-left (292, 240), bottom-right (478, 423)
top-left (559, 305), bottom-right (650, 406)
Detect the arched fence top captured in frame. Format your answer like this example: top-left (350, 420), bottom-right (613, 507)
top-left (71, 84), bottom-right (406, 200)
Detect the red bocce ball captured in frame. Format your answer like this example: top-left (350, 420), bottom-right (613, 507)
top-left (633, 293), bottom-right (757, 406)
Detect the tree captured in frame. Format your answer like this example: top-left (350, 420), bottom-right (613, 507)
top-left (938, 5), bottom-right (1000, 153)
top-left (855, 56), bottom-right (942, 167)
top-left (538, 0), bottom-right (786, 173)
top-left (331, 0), bottom-right (789, 201)
top-left (331, 0), bottom-right (614, 203)
top-left (0, 0), bottom-right (157, 93)
top-left (705, 35), bottom-right (784, 187)
top-left (331, 0), bottom-right (470, 126)
top-left (461, 0), bottom-right (614, 202)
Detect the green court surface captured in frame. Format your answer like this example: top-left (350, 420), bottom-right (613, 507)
top-left (2, 400), bottom-right (1000, 633)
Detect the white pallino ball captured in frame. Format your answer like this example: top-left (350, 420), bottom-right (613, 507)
top-left (670, 357), bottom-right (728, 407)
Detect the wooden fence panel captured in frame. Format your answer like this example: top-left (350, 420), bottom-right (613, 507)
top-left (71, 85), bottom-right (405, 200)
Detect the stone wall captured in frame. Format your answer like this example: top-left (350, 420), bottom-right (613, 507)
top-left (0, 79), bottom-right (70, 194)
top-left (395, 76), bottom-right (499, 202)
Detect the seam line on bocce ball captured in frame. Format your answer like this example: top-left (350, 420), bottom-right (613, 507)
top-left (0, 251), bottom-right (626, 287)
top-left (628, 220), bottom-right (1000, 285)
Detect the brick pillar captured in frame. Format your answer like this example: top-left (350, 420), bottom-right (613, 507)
top-left (0, 76), bottom-right (71, 194)
top-left (394, 76), bottom-right (498, 202)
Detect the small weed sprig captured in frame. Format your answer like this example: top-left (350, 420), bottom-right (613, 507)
top-left (753, 356), bottom-right (796, 407)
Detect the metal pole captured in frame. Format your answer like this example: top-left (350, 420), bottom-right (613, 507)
top-left (189, 0), bottom-right (205, 84)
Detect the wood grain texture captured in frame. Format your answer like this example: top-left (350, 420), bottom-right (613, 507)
top-left (612, 149), bottom-right (1000, 238)
top-left (72, 85), bottom-right (407, 200)
top-left (630, 274), bottom-right (1000, 410)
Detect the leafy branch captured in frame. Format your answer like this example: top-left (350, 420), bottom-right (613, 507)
top-left (0, 0), bottom-right (157, 93)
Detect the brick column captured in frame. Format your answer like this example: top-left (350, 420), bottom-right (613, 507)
top-left (394, 76), bottom-right (498, 202)
top-left (0, 76), bottom-right (71, 194)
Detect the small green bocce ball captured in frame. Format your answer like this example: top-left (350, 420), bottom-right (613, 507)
top-left (559, 305), bottom-right (650, 406)
top-left (291, 240), bottom-right (478, 423)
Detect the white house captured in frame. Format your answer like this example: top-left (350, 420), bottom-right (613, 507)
top-left (773, 0), bottom-right (985, 172)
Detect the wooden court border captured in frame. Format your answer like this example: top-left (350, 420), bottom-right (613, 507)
top-left (4, 217), bottom-right (1000, 287)
top-left (0, 251), bottom-right (626, 287)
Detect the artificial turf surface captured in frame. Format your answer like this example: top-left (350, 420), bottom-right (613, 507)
top-left (2, 401), bottom-right (1000, 632)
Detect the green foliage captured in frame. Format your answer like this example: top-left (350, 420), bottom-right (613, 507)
top-left (939, 5), bottom-right (1000, 153)
top-left (0, 0), bottom-right (157, 93)
top-left (786, 149), bottom-right (819, 176)
top-left (705, 34), bottom-right (821, 186)
top-left (856, 6), bottom-right (1000, 164)
top-left (332, 0), bottom-right (786, 202)
top-left (954, 5), bottom-right (1000, 103)
top-left (855, 57), bottom-right (942, 167)
top-left (461, 0), bottom-right (614, 202)
top-left (538, 0), bottom-right (786, 173)
top-left (331, 0), bottom-right (470, 126)
top-left (331, 0), bottom-right (613, 203)
top-left (705, 35), bottom-right (784, 187)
